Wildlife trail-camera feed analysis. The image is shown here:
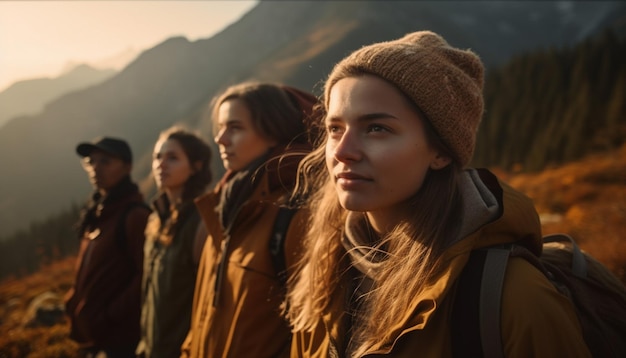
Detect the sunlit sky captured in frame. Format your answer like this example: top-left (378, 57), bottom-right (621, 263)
top-left (0, 1), bottom-right (258, 92)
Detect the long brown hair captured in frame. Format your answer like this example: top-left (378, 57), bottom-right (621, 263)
top-left (286, 71), bottom-right (465, 356)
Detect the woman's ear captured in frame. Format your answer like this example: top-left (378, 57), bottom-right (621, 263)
top-left (430, 152), bottom-right (451, 170)
top-left (193, 161), bottom-right (203, 173)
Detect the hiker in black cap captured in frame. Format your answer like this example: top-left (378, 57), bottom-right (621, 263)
top-left (65, 136), bottom-right (151, 358)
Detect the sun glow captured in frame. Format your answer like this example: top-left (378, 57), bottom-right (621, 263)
top-left (0, 1), bottom-right (257, 91)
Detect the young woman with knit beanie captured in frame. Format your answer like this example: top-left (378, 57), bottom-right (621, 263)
top-left (286, 31), bottom-right (591, 357)
top-left (181, 82), bottom-right (319, 357)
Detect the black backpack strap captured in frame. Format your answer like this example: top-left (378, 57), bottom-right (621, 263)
top-left (452, 250), bottom-right (486, 358)
top-left (268, 207), bottom-right (297, 286)
top-left (115, 202), bottom-right (151, 250)
top-left (452, 247), bottom-right (510, 358)
top-left (480, 248), bottom-right (509, 358)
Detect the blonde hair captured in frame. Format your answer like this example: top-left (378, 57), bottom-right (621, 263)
top-left (286, 72), bottom-right (465, 356)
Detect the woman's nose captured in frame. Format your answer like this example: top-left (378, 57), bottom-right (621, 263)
top-left (214, 129), bottom-right (228, 146)
top-left (332, 129), bottom-right (361, 163)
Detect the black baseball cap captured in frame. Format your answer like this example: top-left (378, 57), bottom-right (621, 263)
top-left (76, 136), bottom-right (133, 164)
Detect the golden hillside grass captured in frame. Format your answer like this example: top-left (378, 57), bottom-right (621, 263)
top-left (0, 257), bottom-right (78, 357)
top-left (495, 143), bottom-right (626, 281)
top-left (1, 145), bottom-right (625, 356)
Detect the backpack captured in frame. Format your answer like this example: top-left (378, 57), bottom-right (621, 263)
top-left (268, 206), bottom-right (298, 286)
top-left (452, 233), bottom-right (626, 358)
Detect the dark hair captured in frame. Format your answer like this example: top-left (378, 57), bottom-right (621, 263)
top-left (211, 82), bottom-right (310, 145)
top-left (157, 126), bottom-right (212, 201)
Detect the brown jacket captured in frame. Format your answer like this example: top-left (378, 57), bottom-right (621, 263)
top-left (291, 170), bottom-right (591, 358)
top-left (65, 178), bottom-right (150, 349)
top-left (182, 149), bottom-right (308, 358)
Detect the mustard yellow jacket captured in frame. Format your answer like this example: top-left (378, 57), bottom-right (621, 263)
top-left (182, 150), bottom-right (307, 358)
top-left (292, 170), bottom-right (591, 358)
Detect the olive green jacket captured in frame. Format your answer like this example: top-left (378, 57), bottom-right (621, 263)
top-left (137, 195), bottom-right (205, 358)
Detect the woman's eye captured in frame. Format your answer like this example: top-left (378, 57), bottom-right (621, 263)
top-left (327, 125), bottom-right (345, 137)
top-left (368, 124), bottom-right (387, 133)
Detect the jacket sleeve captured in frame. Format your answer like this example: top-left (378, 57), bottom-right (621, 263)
top-left (105, 206), bottom-right (150, 324)
top-left (501, 257), bottom-right (592, 358)
top-left (180, 233), bottom-right (211, 358)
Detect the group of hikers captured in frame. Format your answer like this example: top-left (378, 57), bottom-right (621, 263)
top-left (63, 31), bottom-right (593, 358)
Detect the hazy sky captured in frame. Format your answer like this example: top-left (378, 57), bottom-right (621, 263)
top-left (0, 1), bottom-right (258, 91)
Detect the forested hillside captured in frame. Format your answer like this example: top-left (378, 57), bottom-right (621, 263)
top-left (0, 205), bottom-right (80, 281)
top-left (474, 29), bottom-right (626, 171)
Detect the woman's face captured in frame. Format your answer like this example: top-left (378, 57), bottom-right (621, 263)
top-left (325, 75), bottom-right (448, 232)
top-left (152, 138), bottom-right (194, 194)
top-left (214, 98), bottom-right (276, 172)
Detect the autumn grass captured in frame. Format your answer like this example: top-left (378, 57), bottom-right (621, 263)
top-left (500, 143), bottom-right (626, 282)
top-left (0, 257), bottom-right (78, 357)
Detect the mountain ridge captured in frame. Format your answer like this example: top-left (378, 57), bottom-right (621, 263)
top-left (0, 65), bottom-right (116, 129)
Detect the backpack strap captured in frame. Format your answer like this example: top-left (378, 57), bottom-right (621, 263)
top-left (453, 235), bottom-right (588, 358)
top-left (114, 201), bottom-right (151, 250)
top-left (480, 247), bottom-right (510, 358)
top-left (452, 246), bottom-right (510, 358)
top-left (268, 207), bottom-right (297, 286)
top-left (452, 250), bottom-right (486, 357)
top-left (543, 233), bottom-right (587, 279)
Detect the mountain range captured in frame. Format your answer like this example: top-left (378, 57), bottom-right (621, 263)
top-left (0, 0), bottom-right (624, 239)
top-left (0, 65), bottom-right (116, 129)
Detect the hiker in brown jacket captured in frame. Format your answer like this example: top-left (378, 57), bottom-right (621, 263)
top-left (181, 82), bottom-right (318, 357)
top-left (65, 137), bottom-right (151, 358)
top-left (285, 31), bottom-right (591, 357)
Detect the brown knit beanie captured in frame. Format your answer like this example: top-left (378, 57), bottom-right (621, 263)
top-left (325, 31), bottom-right (484, 167)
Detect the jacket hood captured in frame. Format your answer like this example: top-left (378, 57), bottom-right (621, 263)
top-left (466, 168), bottom-right (542, 254)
